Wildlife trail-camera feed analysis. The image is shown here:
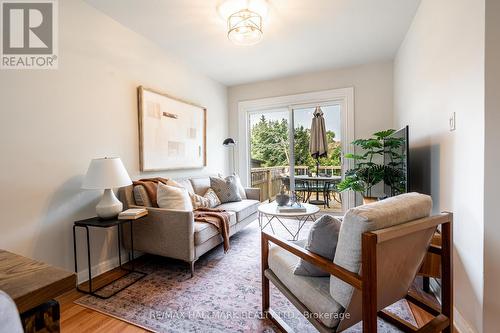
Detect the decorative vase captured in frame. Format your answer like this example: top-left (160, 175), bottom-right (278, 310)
top-left (276, 184), bottom-right (290, 206)
top-left (276, 194), bottom-right (290, 206)
top-left (362, 196), bottom-right (378, 205)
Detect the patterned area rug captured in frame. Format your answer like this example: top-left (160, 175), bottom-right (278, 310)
top-left (75, 220), bottom-right (416, 332)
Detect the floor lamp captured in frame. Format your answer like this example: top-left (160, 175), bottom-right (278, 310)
top-left (223, 138), bottom-right (237, 174)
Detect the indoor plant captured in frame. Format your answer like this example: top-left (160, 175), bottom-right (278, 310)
top-left (337, 129), bottom-right (405, 204)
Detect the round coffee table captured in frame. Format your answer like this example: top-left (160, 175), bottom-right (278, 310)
top-left (258, 201), bottom-right (320, 240)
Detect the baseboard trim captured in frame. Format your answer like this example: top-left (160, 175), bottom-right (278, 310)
top-left (76, 252), bottom-right (141, 284)
top-left (454, 307), bottom-right (477, 333)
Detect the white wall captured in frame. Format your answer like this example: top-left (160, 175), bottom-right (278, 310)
top-left (0, 0), bottom-right (228, 278)
top-left (394, 0), bottom-right (485, 332)
top-left (228, 62), bottom-right (394, 143)
top-left (483, 0), bottom-right (500, 331)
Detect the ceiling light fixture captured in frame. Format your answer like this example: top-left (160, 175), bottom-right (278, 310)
top-left (217, 0), bottom-right (268, 46)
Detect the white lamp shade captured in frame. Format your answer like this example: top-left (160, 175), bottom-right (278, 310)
top-left (82, 157), bottom-right (132, 190)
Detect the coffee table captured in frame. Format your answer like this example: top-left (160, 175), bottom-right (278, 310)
top-left (258, 201), bottom-right (320, 240)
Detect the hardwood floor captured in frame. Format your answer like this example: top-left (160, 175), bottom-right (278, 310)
top-left (56, 257), bottom-right (444, 333)
top-left (57, 265), bottom-right (148, 333)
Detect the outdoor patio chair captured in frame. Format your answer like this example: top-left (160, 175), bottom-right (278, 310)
top-left (295, 179), bottom-right (310, 202)
top-left (261, 193), bottom-right (453, 333)
top-left (280, 176), bottom-right (310, 203)
top-left (325, 181), bottom-right (342, 207)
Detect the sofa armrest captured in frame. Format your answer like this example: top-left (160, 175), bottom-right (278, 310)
top-left (245, 187), bottom-right (261, 201)
top-left (125, 205), bottom-right (195, 262)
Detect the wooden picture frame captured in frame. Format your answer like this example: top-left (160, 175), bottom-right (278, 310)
top-left (137, 86), bottom-right (207, 171)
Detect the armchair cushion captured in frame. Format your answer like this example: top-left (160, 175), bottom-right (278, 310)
top-left (330, 192), bottom-right (432, 308)
top-left (294, 215), bottom-right (341, 277)
top-left (268, 241), bottom-right (343, 328)
top-left (0, 291), bottom-right (23, 333)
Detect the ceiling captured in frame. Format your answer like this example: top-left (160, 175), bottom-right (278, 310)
top-left (85, 0), bottom-right (421, 86)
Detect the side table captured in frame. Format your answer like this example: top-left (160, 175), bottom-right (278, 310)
top-left (73, 216), bottom-right (147, 299)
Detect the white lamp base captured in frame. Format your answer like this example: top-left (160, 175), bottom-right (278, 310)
top-left (96, 189), bottom-right (123, 219)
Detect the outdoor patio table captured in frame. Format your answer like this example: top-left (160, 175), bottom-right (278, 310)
top-left (283, 175), bottom-right (341, 206)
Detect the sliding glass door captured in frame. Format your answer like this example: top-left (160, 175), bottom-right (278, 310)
top-left (249, 108), bottom-right (290, 203)
top-left (291, 105), bottom-right (342, 212)
top-left (248, 103), bottom-right (343, 213)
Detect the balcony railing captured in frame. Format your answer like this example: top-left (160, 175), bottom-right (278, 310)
top-left (250, 165), bottom-right (341, 201)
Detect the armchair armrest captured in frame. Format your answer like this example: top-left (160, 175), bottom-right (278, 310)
top-left (261, 230), bottom-right (362, 290)
top-left (245, 187), bottom-right (261, 201)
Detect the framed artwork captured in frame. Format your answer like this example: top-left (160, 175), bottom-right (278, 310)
top-left (138, 86), bottom-right (207, 171)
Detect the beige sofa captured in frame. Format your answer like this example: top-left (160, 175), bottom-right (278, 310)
top-left (119, 176), bottom-right (261, 276)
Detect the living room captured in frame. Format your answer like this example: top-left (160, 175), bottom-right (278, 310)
top-left (0, 0), bottom-right (498, 332)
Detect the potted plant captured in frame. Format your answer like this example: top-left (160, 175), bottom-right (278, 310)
top-left (337, 129), bottom-right (405, 204)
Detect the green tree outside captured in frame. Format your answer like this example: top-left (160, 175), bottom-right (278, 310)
top-left (251, 115), bottom-right (341, 171)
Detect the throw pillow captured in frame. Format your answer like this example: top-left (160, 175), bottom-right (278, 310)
top-left (166, 179), bottom-right (203, 208)
top-left (133, 185), bottom-right (153, 207)
top-left (190, 192), bottom-right (210, 209)
top-left (204, 188), bottom-right (221, 208)
top-left (294, 215), bottom-right (342, 277)
top-left (157, 182), bottom-right (193, 211)
top-left (210, 176), bottom-right (242, 203)
top-left (219, 173), bottom-right (247, 199)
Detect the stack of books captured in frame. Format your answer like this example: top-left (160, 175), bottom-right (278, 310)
top-left (277, 203), bottom-right (307, 213)
top-left (118, 208), bottom-right (148, 220)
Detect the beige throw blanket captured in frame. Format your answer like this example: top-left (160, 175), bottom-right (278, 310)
top-left (132, 177), bottom-right (169, 207)
top-left (194, 208), bottom-right (231, 252)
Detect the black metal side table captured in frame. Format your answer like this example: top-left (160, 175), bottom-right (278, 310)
top-left (72, 216), bottom-right (147, 299)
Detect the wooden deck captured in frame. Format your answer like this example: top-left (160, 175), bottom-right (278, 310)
top-left (251, 165), bottom-right (342, 202)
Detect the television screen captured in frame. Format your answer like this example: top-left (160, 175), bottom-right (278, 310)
top-left (384, 126), bottom-right (409, 197)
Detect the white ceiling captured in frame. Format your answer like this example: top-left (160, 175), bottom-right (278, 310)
top-left (85, 0), bottom-right (420, 86)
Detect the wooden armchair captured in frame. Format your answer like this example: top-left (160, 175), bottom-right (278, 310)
top-left (261, 193), bottom-right (453, 333)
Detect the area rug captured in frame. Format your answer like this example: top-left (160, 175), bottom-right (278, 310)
top-left (75, 220), bottom-right (416, 332)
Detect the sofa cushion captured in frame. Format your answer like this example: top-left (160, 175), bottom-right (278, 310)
top-left (217, 199), bottom-right (259, 221)
top-left (268, 241), bottom-right (343, 328)
top-left (133, 185), bottom-right (152, 207)
top-left (194, 212), bottom-right (237, 245)
top-left (174, 179), bottom-right (195, 194)
top-left (330, 192), bottom-right (432, 308)
top-left (190, 177), bottom-right (211, 196)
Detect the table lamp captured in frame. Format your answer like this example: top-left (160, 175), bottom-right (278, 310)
top-left (82, 157), bottom-right (132, 219)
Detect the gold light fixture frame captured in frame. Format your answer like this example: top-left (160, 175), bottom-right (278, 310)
top-left (227, 9), bottom-right (263, 45)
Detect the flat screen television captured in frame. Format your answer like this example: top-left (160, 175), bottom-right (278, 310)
top-left (383, 126), bottom-right (409, 197)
